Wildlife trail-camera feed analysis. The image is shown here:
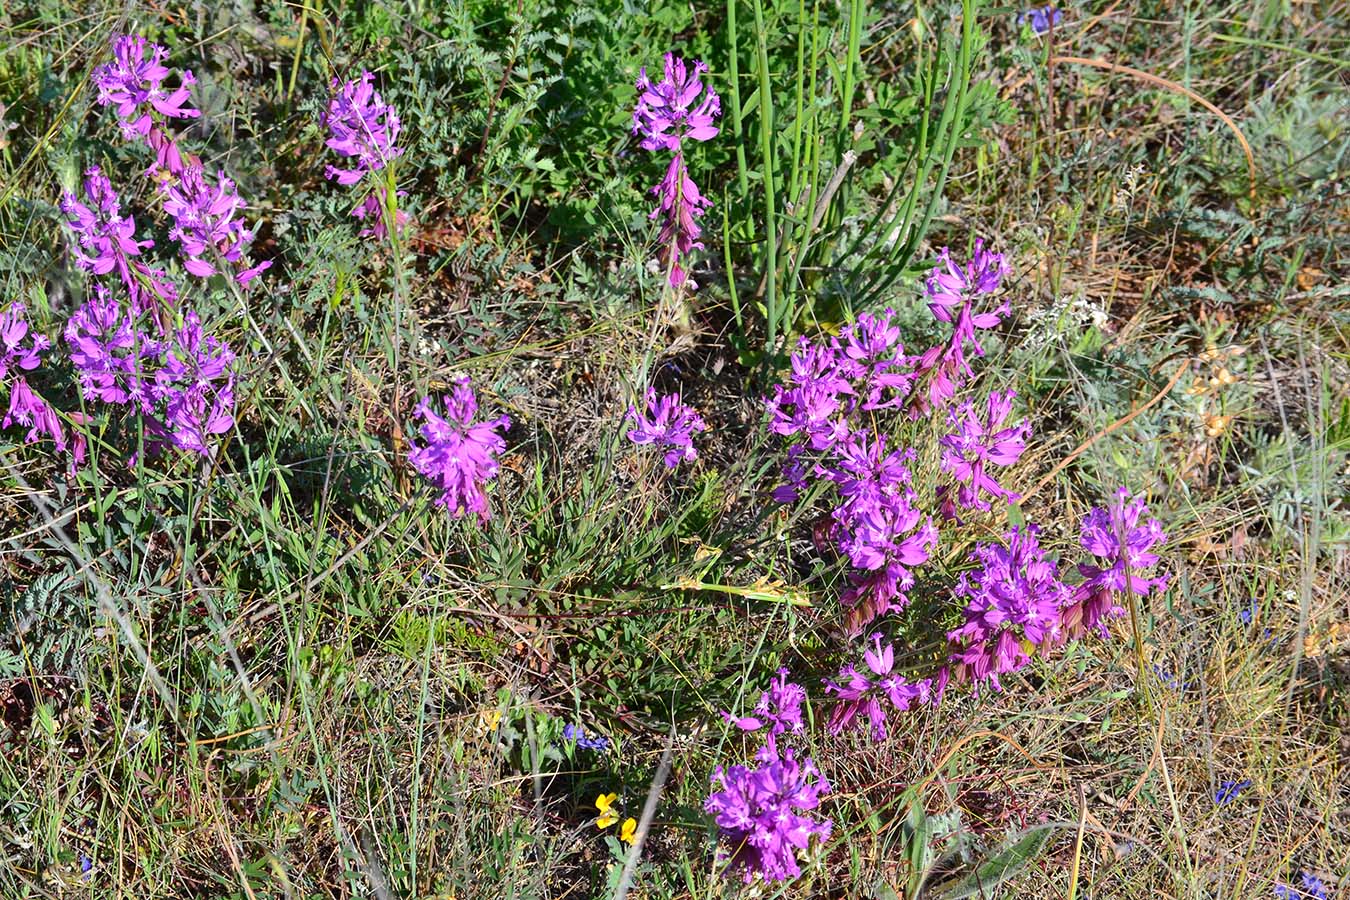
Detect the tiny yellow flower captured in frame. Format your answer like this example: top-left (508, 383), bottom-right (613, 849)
top-left (477, 708), bottom-right (502, 734)
top-left (619, 817), bottom-right (637, 845)
top-left (595, 792), bottom-right (619, 829)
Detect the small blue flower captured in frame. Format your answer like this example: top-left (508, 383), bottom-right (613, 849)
top-left (79, 853), bottom-right (93, 879)
top-left (1214, 778), bottom-right (1252, 805)
top-left (1276, 872), bottom-right (1331, 900)
top-left (1017, 5), bottom-right (1063, 35)
top-left (562, 723), bottom-right (610, 752)
top-left (1151, 663), bottom-right (1182, 690)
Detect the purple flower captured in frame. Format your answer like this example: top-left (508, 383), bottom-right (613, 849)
top-left (1214, 778), bottom-right (1251, 805)
top-left (722, 668), bottom-right (807, 753)
top-left (910, 240), bottom-right (1010, 416)
top-left (352, 186), bottom-right (411, 240)
top-left (148, 312), bottom-right (236, 456)
top-left (1017, 6), bottom-right (1063, 35)
top-left (705, 745), bottom-right (832, 883)
top-left (1275, 873), bottom-right (1330, 900)
top-left (92, 35), bottom-right (199, 139)
top-left (765, 339), bottom-right (856, 451)
top-left (562, 724), bottom-right (610, 752)
top-left (409, 377), bottom-right (511, 521)
top-left (60, 166), bottom-right (153, 279)
top-left (64, 287), bottom-right (160, 410)
top-left (2, 300), bottom-right (50, 380)
top-left (825, 633), bottom-right (934, 740)
top-left (823, 435), bottom-right (937, 625)
top-left (633, 54), bottom-right (720, 288)
top-left (1, 302), bottom-right (69, 458)
top-left (626, 389), bottom-right (707, 467)
top-left (322, 71), bottom-right (403, 187)
top-left (939, 389), bottom-right (1030, 512)
top-left (633, 54), bottom-right (721, 152)
top-left (160, 166), bottom-right (268, 283)
top-left (947, 526), bottom-right (1072, 691)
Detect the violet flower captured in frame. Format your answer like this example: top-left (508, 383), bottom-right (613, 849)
top-left (64, 287), bottom-right (160, 411)
top-left (1213, 778), bottom-right (1251, 805)
top-left (824, 633), bottom-right (935, 740)
top-left (626, 388), bottom-right (707, 468)
top-left (946, 525), bottom-right (1072, 691)
top-left (1062, 488), bottom-right (1168, 639)
top-left (1017, 5), bottom-right (1063, 35)
top-left (323, 71), bottom-right (403, 186)
top-left (1, 302), bottom-right (69, 459)
top-left (91, 34), bottom-right (199, 175)
top-left (633, 54), bottom-right (720, 287)
top-left (322, 71), bottom-right (408, 239)
top-left (562, 724), bottom-right (610, 752)
top-left (910, 240), bottom-right (1010, 416)
top-left (722, 668), bottom-right (807, 753)
top-left (1275, 873), bottom-right (1330, 900)
top-left (705, 745), bottom-right (832, 883)
top-left (148, 312), bottom-right (236, 456)
top-left (409, 377), bottom-right (511, 521)
top-left (159, 166), bottom-right (270, 284)
top-left (939, 389), bottom-right (1030, 513)
top-left (60, 166), bottom-right (153, 279)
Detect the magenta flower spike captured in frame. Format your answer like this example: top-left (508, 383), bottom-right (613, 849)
top-left (939, 389), bottom-right (1031, 513)
top-left (92, 34), bottom-right (200, 176)
top-left (322, 71), bottom-right (403, 187)
top-left (825, 633), bottom-right (936, 740)
top-left (910, 240), bottom-right (1011, 416)
top-left (1, 302), bottom-right (68, 458)
top-left (946, 526), bottom-right (1073, 691)
top-left (60, 167), bottom-right (153, 280)
top-left (160, 166), bottom-right (269, 284)
top-left (626, 388), bottom-right (707, 468)
top-left (705, 745), bottom-right (832, 883)
top-left (632, 54), bottom-right (720, 287)
top-left (1062, 489), bottom-right (1168, 638)
top-left (409, 377), bottom-right (511, 522)
top-left (92, 35), bottom-right (200, 138)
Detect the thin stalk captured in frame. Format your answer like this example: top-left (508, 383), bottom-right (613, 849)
top-left (725, 0), bottom-right (750, 197)
top-left (752, 0), bottom-right (779, 356)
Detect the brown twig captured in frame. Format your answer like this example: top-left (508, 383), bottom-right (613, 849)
top-left (1051, 56), bottom-right (1258, 202)
top-left (1025, 358), bottom-right (1189, 501)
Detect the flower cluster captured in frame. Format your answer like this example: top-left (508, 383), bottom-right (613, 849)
top-left (89, 34), bottom-right (268, 286)
top-left (766, 310), bottom-right (936, 631)
top-left (938, 389), bottom-right (1030, 516)
top-left (92, 34), bottom-right (199, 174)
top-left (322, 72), bottom-right (409, 239)
top-left (707, 670), bottom-right (832, 883)
top-left (721, 667), bottom-right (807, 752)
top-left (562, 723), bottom-right (609, 752)
top-left (910, 240), bottom-right (1011, 416)
top-left (824, 634), bottom-right (936, 740)
top-left (409, 376), bottom-right (511, 521)
top-left (1061, 488), bottom-right (1169, 639)
top-left (946, 525), bottom-right (1072, 690)
top-left (64, 297), bottom-right (236, 458)
top-left (626, 389), bottom-right (707, 468)
top-left (160, 167), bottom-right (270, 283)
top-left (2, 302), bottom-right (79, 465)
top-left (632, 54), bottom-right (721, 287)
top-left (58, 159), bottom-right (239, 460)
top-left (705, 745), bottom-right (832, 883)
